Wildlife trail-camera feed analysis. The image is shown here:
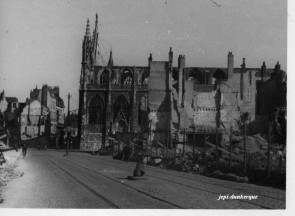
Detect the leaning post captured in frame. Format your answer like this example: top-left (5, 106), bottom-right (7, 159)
top-left (229, 126), bottom-right (232, 172)
top-left (243, 121), bottom-right (247, 175)
top-left (182, 128), bottom-right (185, 157)
top-left (267, 122), bottom-right (271, 178)
top-left (193, 124), bottom-right (196, 157)
top-left (215, 128), bottom-right (219, 169)
top-left (203, 128), bottom-right (206, 169)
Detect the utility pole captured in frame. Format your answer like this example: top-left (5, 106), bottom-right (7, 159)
top-left (67, 93), bottom-right (71, 126)
top-left (243, 120), bottom-right (247, 176)
top-left (193, 124), bottom-right (195, 157)
top-left (66, 93), bottom-right (71, 155)
top-left (38, 85), bottom-right (44, 136)
top-left (267, 122), bottom-right (271, 178)
top-left (229, 126), bottom-right (232, 172)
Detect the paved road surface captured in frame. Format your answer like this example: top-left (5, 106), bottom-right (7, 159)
top-left (0, 149), bottom-right (285, 209)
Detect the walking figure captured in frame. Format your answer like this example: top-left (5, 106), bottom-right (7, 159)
top-left (22, 143), bottom-right (27, 157)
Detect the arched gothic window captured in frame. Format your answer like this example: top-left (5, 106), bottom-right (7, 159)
top-left (121, 69), bottom-right (133, 86)
top-left (141, 71), bottom-right (149, 85)
top-left (88, 95), bottom-right (104, 125)
top-left (212, 69), bottom-right (227, 80)
top-left (100, 70), bottom-right (109, 84)
top-left (124, 76), bottom-right (132, 85)
top-left (188, 70), bottom-right (203, 84)
top-left (138, 96), bottom-right (148, 126)
top-left (113, 95), bottom-right (130, 131)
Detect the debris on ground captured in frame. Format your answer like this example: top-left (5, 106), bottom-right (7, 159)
top-left (0, 151), bottom-right (22, 202)
top-left (208, 170), bottom-right (249, 183)
top-left (111, 132), bottom-right (285, 187)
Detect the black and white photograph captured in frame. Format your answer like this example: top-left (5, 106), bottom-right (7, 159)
top-left (0, 0), bottom-right (291, 214)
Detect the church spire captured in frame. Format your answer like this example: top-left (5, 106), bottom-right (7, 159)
top-left (107, 49), bottom-right (114, 67)
top-left (94, 13), bottom-right (98, 33)
top-left (85, 18), bottom-right (91, 39)
top-left (93, 13), bottom-right (99, 65)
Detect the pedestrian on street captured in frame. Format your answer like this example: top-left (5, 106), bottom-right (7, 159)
top-left (56, 133), bottom-right (60, 149)
top-left (22, 143), bottom-right (27, 157)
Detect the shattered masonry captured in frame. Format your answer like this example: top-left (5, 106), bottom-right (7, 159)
top-left (78, 14), bottom-right (286, 151)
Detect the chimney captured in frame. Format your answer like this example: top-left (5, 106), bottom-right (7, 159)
top-left (227, 52), bottom-right (234, 79)
top-left (261, 61), bottom-right (266, 82)
top-left (169, 47), bottom-right (173, 64)
top-left (240, 58), bottom-right (246, 100)
top-left (178, 55), bottom-right (185, 107)
top-left (148, 53), bottom-right (153, 67)
top-left (275, 61), bottom-right (281, 73)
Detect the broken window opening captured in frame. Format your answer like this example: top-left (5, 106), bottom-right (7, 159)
top-left (141, 71), bottom-right (149, 85)
top-left (113, 95), bottom-right (130, 131)
top-left (188, 70), bottom-right (203, 84)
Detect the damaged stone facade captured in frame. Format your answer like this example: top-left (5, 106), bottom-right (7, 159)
top-left (78, 14), bottom-right (285, 150)
top-left (30, 85), bottom-right (65, 135)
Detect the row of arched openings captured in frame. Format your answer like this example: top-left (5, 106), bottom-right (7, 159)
top-left (187, 69), bottom-right (226, 84)
top-left (88, 94), bottom-right (148, 132)
top-left (99, 69), bottom-right (149, 85)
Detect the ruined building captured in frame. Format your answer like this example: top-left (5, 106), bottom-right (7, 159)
top-left (30, 85), bottom-right (65, 135)
top-left (78, 14), bottom-right (286, 151)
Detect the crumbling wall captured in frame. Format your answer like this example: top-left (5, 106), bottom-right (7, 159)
top-left (193, 91), bottom-right (217, 127)
top-left (148, 61), bottom-right (170, 130)
top-left (178, 80), bottom-right (242, 132)
top-left (229, 70), bottom-right (258, 121)
top-left (219, 82), bottom-right (241, 131)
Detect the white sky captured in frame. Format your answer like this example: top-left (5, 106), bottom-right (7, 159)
top-left (0, 0), bottom-right (287, 111)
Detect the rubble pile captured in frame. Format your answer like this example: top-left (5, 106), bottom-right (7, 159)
top-left (111, 132), bottom-right (285, 186)
top-left (0, 155), bottom-right (22, 203)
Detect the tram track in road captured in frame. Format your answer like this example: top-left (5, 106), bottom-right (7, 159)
top-left (66, 154), bottom-right (263, 209)
top-left (98, 157), bottom-right (285, 201)
top-left (57, 155), bottom-right (185, 209)
top-left (45, 157), bottom-right (120, 209)
top-left (73, 154), bottom-right (285, 209)
top-left (75, 154), bottom-right (285, 200)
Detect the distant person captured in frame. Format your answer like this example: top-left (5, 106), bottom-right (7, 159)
top-left (22, 143), bottom-right (27, 157)
top-left (56, 133), bottom-right (60, 149)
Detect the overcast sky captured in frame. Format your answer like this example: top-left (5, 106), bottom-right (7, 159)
top-left (0, 0), bottom-right (287, 111)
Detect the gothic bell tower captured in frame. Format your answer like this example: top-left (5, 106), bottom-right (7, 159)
top-left (78, 14), bottom-right (100, 147)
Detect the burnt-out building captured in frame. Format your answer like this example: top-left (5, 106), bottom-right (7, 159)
top-left (78, 14), bottom-right (285, 151)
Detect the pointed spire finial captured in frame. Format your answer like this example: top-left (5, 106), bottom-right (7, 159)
top-left (85, 18), bottom-right (91, 37)
top-left (107, 49), bottom-right (114, 67)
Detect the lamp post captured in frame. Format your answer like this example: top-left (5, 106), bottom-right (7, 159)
top-left (192, 124), bottom-right (195, 157)
top-left (242, 112), bottom-right (250, 176)
top-left (65, 126), bottom-right (71, 155)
